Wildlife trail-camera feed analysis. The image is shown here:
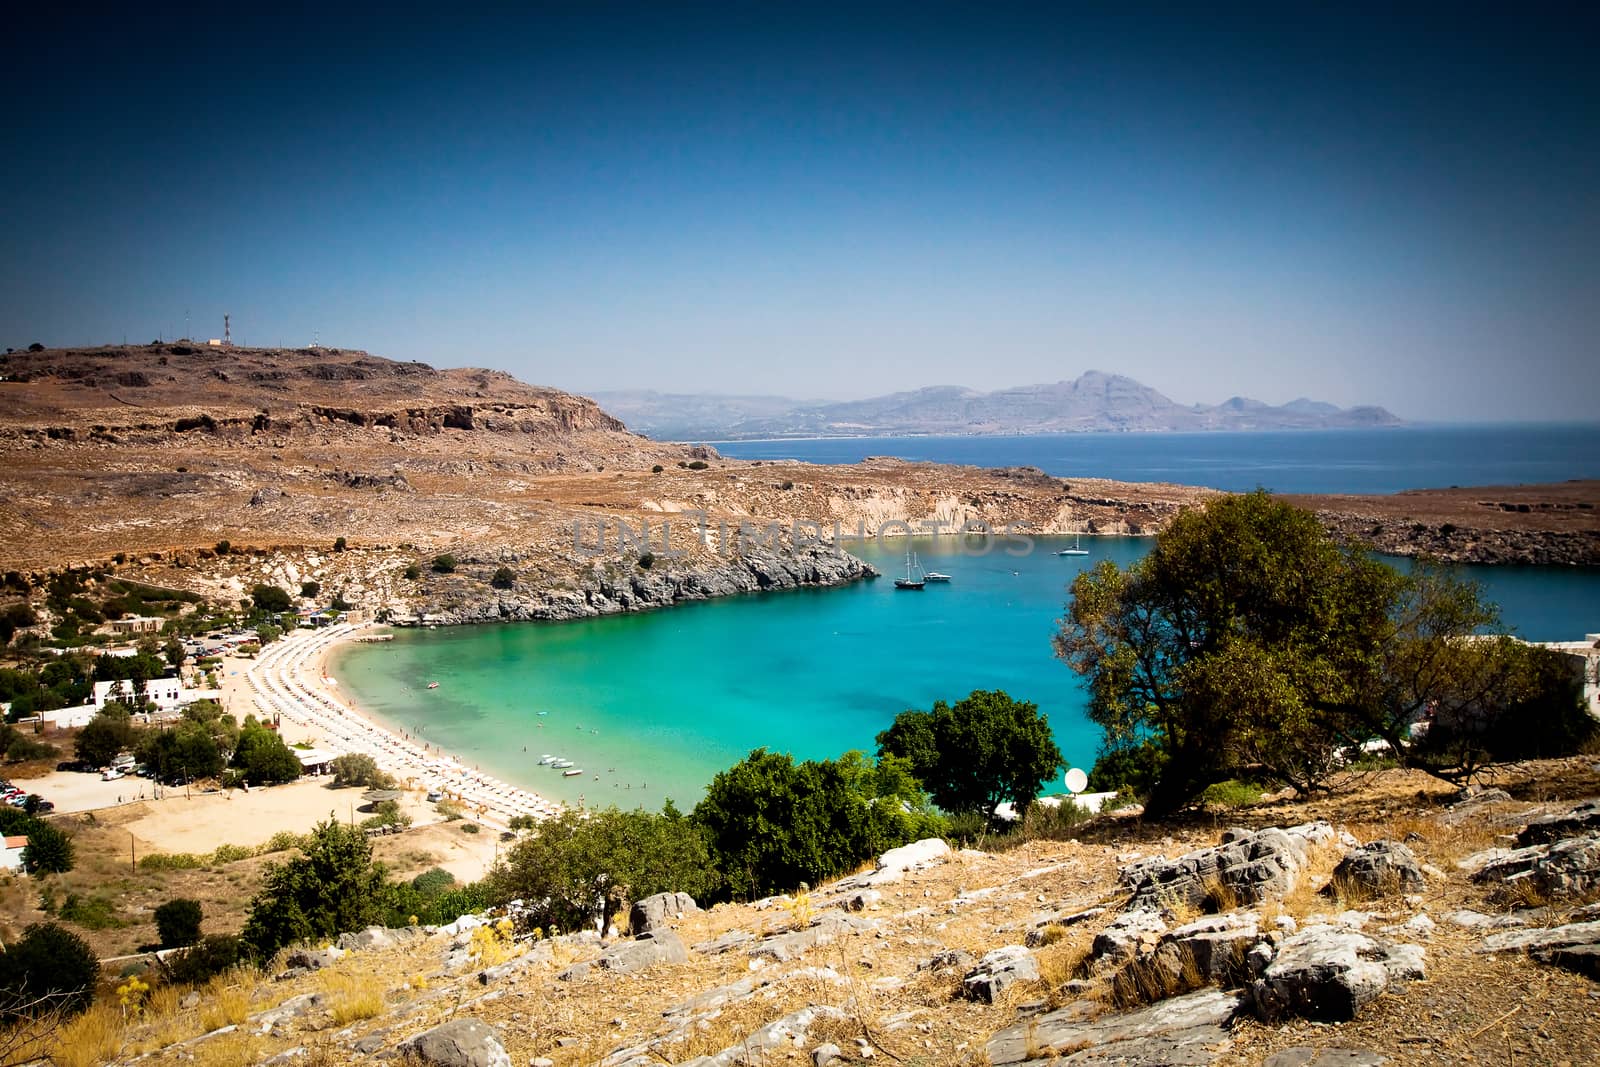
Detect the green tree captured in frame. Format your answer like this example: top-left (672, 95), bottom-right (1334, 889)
top-left (138, 720), bottom-right (224, 782)
top-left (231, 721), bottom-right (302, 785)
top-left (240, 820), bottom-right (387, 959)
top-left (74, 705), bottom-right (136, 768)
top-left (692, 749), bottom-right (939, 900)
top-left (154, 898), bottom-right (203, 948)
top-left (250, 584), bottom-right (293, 613)
top-left (0, 923), bottom-right (99, 1019)
top-left (330, 753), bottom-right (385, 788)
top-left (20, 822), bottom-right (74, 875)
top-left (486, 804), bottom-right (717, 932)
top-left (1054, 491), bottom-right (1580, 813)
top-left (877, 690), bottom-right (1063, 830)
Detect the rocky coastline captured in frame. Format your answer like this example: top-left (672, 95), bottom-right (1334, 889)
top-left (404, 542), bottom-right (879, 625)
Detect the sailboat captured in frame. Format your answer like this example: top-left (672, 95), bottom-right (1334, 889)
top-left (1056, 533), bottom-right (1090, 556)
top-left (893, 548), bottom-right (925, 589)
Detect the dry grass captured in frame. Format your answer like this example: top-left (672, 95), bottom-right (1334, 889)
top-left (198, 976), bottom-right (253, 1032)
top-left (319, 968), bottom-right (386, 1026)
top-left (189, 1031), bottom-right (263, 1067)
top-left (47, 1003), bottom-right (125, 1067)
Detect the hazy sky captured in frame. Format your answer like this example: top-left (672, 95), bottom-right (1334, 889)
top-left (3, 5), bottom-right (1595, 421)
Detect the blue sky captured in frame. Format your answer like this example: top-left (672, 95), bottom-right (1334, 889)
top-left (3, 4), bottom-right (1595, 421)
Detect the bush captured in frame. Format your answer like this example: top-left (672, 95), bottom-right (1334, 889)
top-left (431, 555), bottom-right (457, 574)
top-left (240, 820), bottom-right (386, 960)
top-left (651, 465), bottom-right (664, 474)
top-left (1200, 779), bottom-right (1266, 809)
top-left (637, 552), bottom-right (655, 570)
top-left (163, 935), bottom-right (240, 985)
top-left (330, 753), bottom-right (382, 788)
top-left (299, 581), bottom-right (321, 599)
top-left (490, 566), bottom-right (515, 589)
top-left (686, 460), bottom-right (709, 470)
top-left (27, 342), bottom-right (44, 352)
top-left (411, 867), bottom-right (456, 899)
top-left (0, 922), bottom-right (99, 1018)
top-left (249, 585), bottom-right (292, 613)
top-left (59, 892), bottom-right (121, 930)
top-left (403, 563), bottom-right (421, 580)
top-left (333, 536), bottom-right (347, 552)
top-left (213, 540), bottom-right (231, 556)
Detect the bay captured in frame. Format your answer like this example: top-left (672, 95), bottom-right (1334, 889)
top-left (331, 535), bottom-right (1600, 810)
top-left (711, 424), bottom-right (1600, 495)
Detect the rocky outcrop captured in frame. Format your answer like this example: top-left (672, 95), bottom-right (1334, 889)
top-left (413, 543), bottom-right (877, 624)
top-left (1250, 925), bottom-right (1426, 1022)
top-left (556, 929), bottom-right (687, 980)
top-left (987, 988), bottom-right (1245, 1065)
top-left (1121, 823), bottom-right (1337, 912)
top-left (1469, 833), bottom-right (1600, 902)
top-left (402, 1019), bottom-right (513, 1067)
top-left (630, 891), bottom-right (699, 937)
top-left (962, 945), bottom-right (1040, 1003)
top-left (1515, 799), bottom-right (1600, 846)
top-left (1327, 840), bottom-right (1427, 897)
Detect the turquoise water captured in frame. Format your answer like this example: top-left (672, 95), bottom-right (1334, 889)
top-left (330, 537), bottom-right (1600, 809)
top-left (713, 425), bottom-right (1600, 495)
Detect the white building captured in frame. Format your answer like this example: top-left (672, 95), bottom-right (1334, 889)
top-left (0, 835), bottom-right (27, 873)
top-left (1538, 633), bottom-right (1600, 720)
top-left (85, 679), bottom-right (223, 714)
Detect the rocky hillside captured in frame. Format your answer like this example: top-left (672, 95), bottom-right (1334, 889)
top-left (84, 760), bottom-right (1600, 1066)
top-left (594, 372), bottom-right (1402, 440)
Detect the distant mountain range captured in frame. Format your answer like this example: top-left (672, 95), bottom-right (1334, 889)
top-left (592, 371), bottom-right (1403, 441)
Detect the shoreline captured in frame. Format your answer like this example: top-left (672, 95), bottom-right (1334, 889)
top-left (245, 624), bottom-right (564, 830)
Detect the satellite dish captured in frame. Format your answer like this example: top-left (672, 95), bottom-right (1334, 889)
top-left (1064, 767), bottom-right (1088, 794)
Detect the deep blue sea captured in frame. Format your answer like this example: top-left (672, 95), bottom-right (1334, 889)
top-left (334, 423), bottom-right (1598, 806)
top-left (711, 424), bottom-right (1600, 495)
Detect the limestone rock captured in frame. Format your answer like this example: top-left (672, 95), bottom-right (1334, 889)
top-left (282, 946), bottom-right (343, 972)
top-left (1154, 912), bottom-right (1264, 985)
top-left (338, 926), bottom-right (397, 952)
top-left (1250, 925), bottom-right (1425, 1022)
top-left (1469, 833), bottom-right (1600, 901)
top-left (558, 929), bottom-right (687, 979)
top-left (856, 838), bottom-right (952, 886)
top-left (402, 1019), bottom-right (513, 1067)
top-left (1327, 840), bottom-right (1427, 897)
top-left (1516, 799), bottom-right (1600, 846)
top-left (1121, 823), bottom-right (1334, 912)
top-left (630, 892), bottom-right (699, 937)
top-left (1477, 919), bottom-right (1600, 956)
top-left (988, 987), bottom-right (1243, 1065)
top-left (1092, 909), bottom-right (1168, 965)
top-left (678, 1005), bottom-right (847, 1066)
top-left (962, 945), bottom-right (1039, 1003)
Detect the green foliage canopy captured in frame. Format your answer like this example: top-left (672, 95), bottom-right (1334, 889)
top-left (154, 898), bottom-right (203, 948)
top-left (1054, 490), bottom-right (1586, 813)
top-left (240, 820), bottom-right (387, 959)
top-left (876, 689), bottom-right (1064, 829)
top-left (487, 803), bottom-right (718, 931)
top-left (0, 923), bottom-right (99, 1018)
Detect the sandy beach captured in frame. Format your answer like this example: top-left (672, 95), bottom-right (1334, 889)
top-left (29, 625), bottom-right (560, 883)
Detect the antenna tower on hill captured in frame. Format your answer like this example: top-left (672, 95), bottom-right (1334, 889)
top-left (223, 314), bottom-right (231, 346)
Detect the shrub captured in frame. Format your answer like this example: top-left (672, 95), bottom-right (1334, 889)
top-left (27, 342), bottom-right (44, 352)
top-left (333, 536), bottom-right (347, 552)
top-left (58, 893), bottom-right (121, 930)
top-left (411, 867), bottom-right (456, 899)
top-left (249, 584), bottom-right (292, 613)
top-left (637, 552), bottom-right (655, 570)
top-left (330, 753), bottom-right (381, 788)
top-left (490, 566), bottom-right (515, 589)
top-left (240, 820), bottom-right (386, 960)
top-left (651, 465), bottom-right (664, 474)
top-left (163, 935), bottom-right (241, 985)
top-left (686, 460), bottom-right (709, 470)
top-left (431, 555), bottom-right (457, 574)
top-left (154, 898), bottom-right (203, 948)
top-left (0, 922), bottom-right (99, 1018)
top-left (213, 540), bottom-right (231, 556)
top-left (1200, 779), bottom-right (1266, 809)
top-left (299, 581), bottom-right (321, 599)
top-left (403, 563), bottom-right (421, 580)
